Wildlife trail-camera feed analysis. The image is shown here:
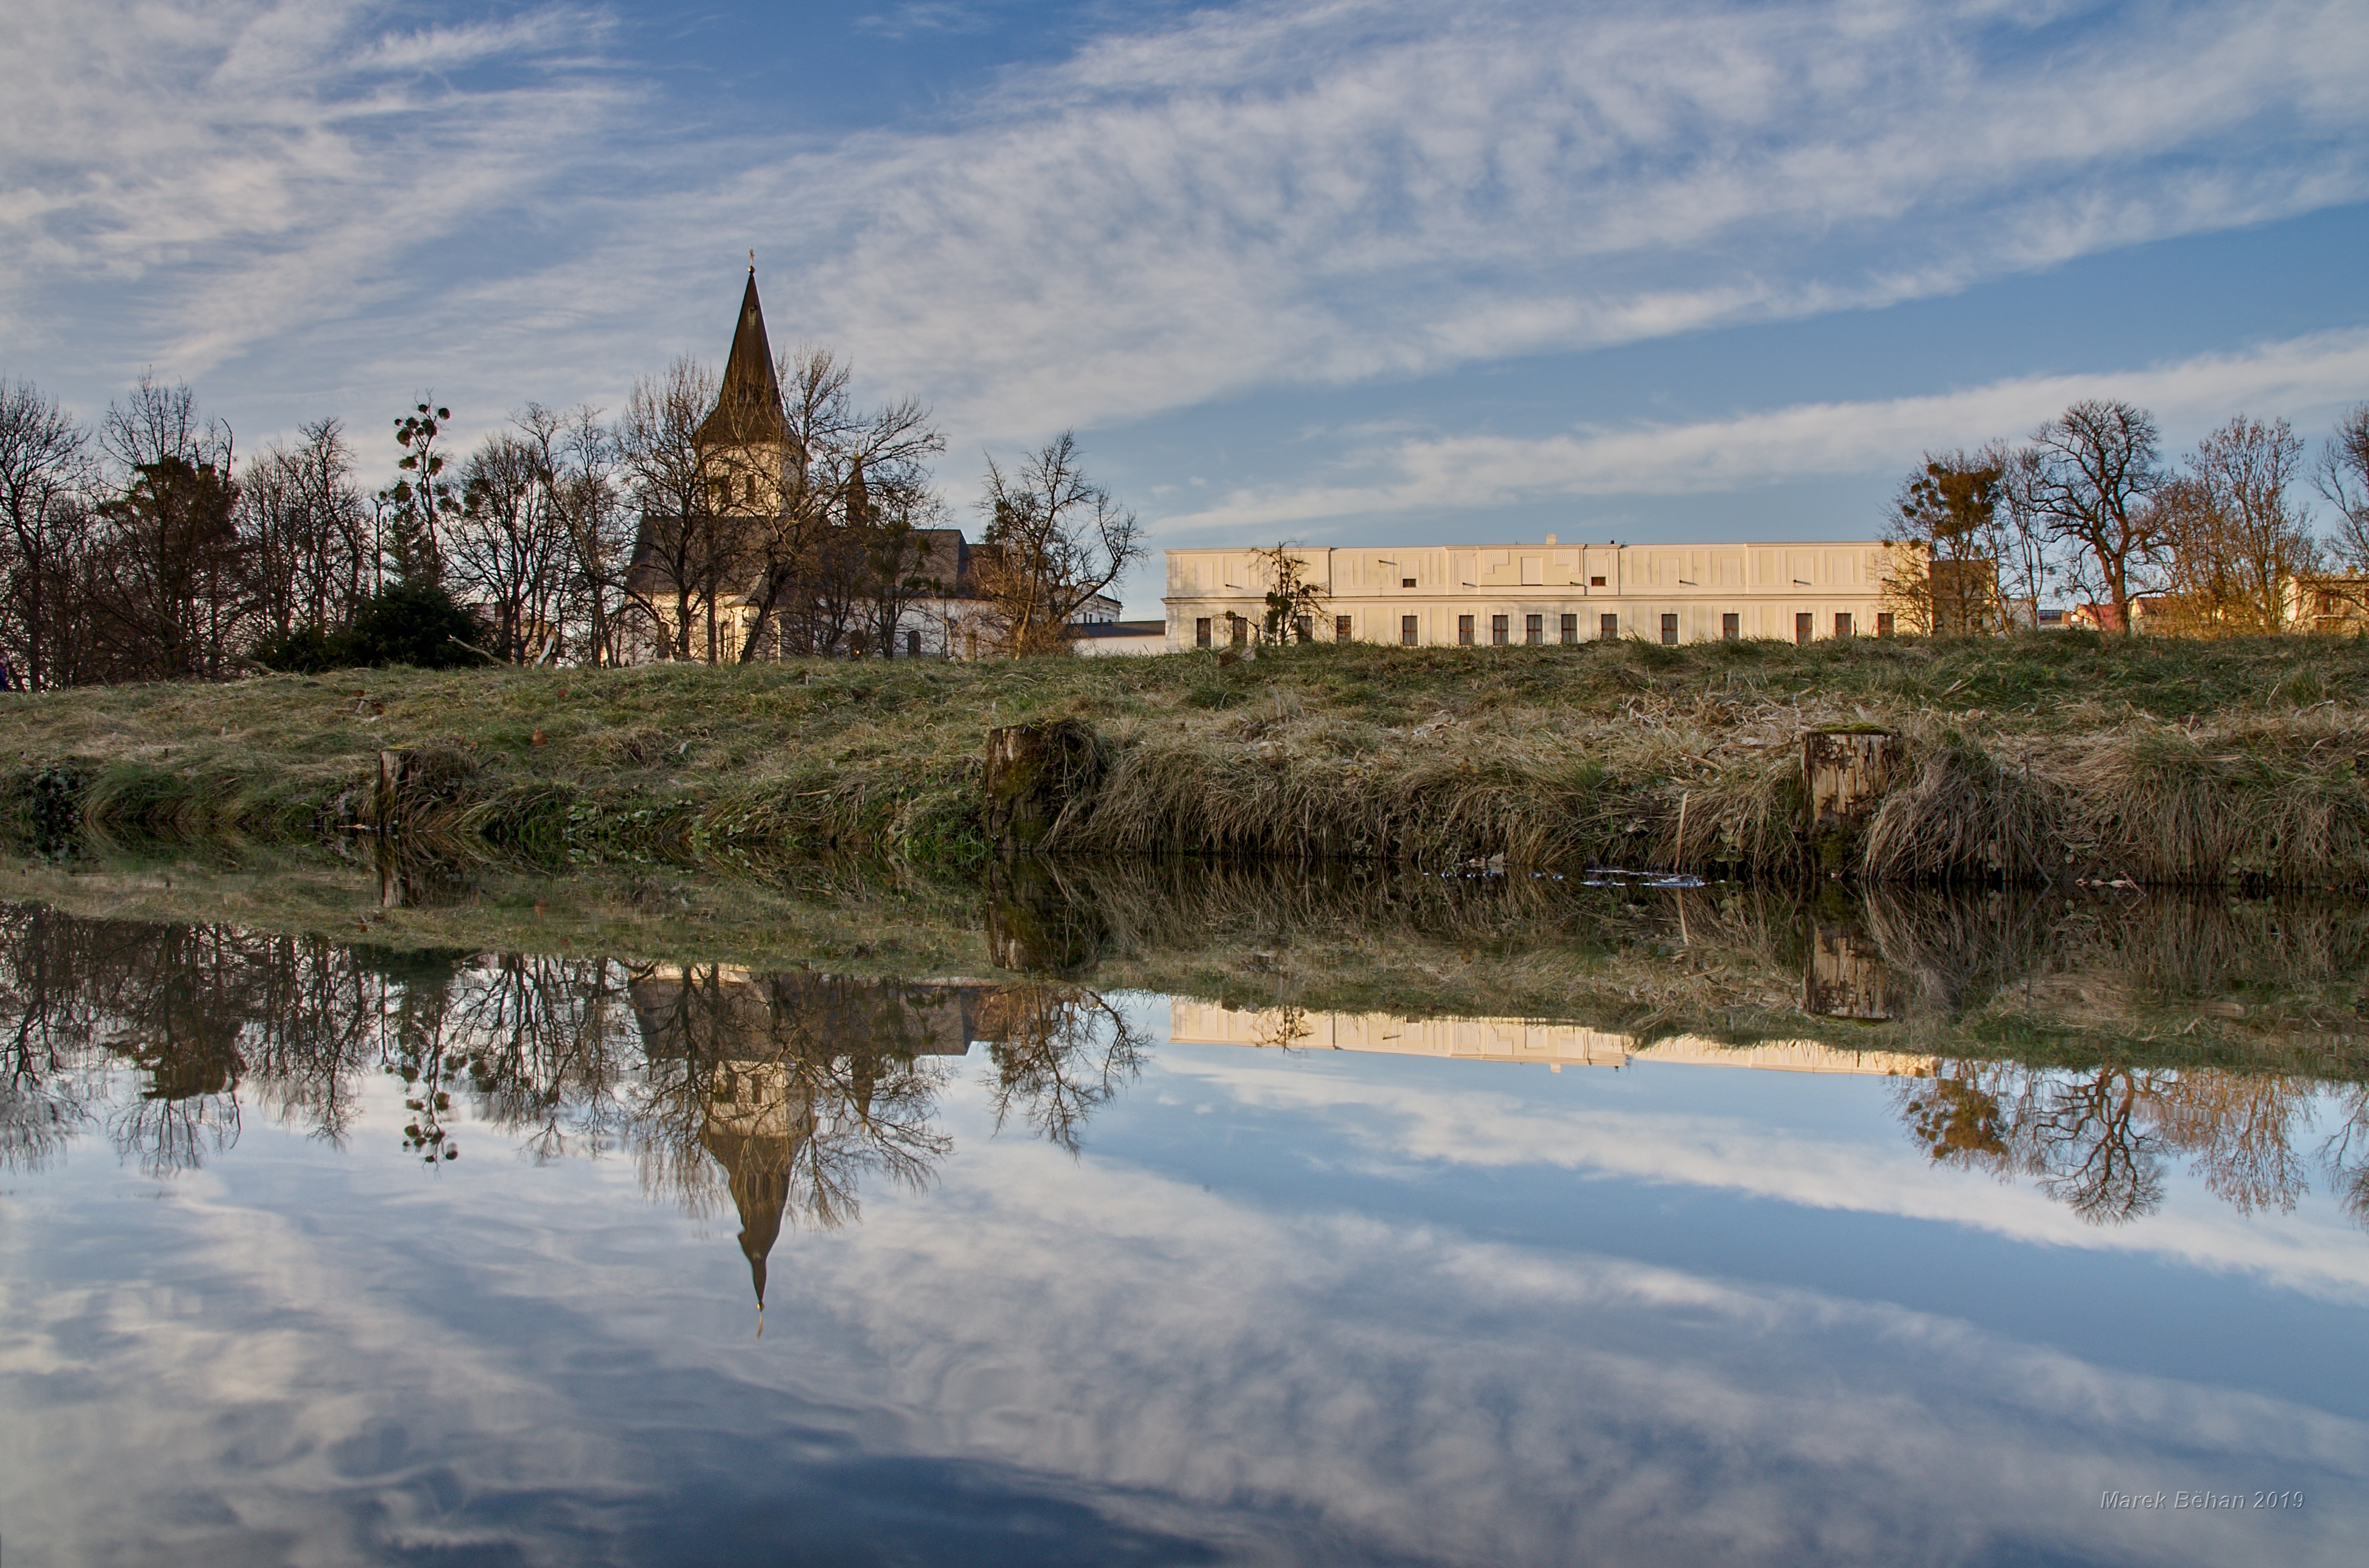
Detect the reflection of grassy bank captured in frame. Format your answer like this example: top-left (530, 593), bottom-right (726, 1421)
top-left (6, 633), bottom-right (2369, 883)
top-left (7, 846), bottom-right (2368, 1081)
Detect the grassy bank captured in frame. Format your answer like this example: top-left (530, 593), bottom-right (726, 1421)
top-left (4, 632), bottom-right (2369, 884)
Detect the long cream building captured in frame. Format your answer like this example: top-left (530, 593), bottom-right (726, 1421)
top-left (1163, 537), bottom-right (1901, 650)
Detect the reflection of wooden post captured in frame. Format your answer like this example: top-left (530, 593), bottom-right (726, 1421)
top-left (376, 838), bottom-right (406, 909)
top-left (1804, 923), bottom-right (1893, 1019)
top-left (1804, 728), bottom-right (1897, 874)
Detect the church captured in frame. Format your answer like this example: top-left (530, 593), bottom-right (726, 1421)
top-left (621, 269), bottom-right (1127, 662)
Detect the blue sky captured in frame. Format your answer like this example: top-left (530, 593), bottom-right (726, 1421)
top-left (4, 1), bottom-right (2365, 614)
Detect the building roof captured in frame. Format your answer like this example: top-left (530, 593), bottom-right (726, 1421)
top-left (696, 269), bottom-right (790, 450)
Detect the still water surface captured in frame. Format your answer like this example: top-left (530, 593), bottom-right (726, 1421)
top-left (2, 882), bottom-right (2366, 1565)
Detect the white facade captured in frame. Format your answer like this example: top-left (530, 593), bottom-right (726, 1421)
top-left (1162, 539), bottom-right (1901, 650)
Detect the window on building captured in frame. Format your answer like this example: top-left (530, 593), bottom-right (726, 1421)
top-left (1490, 614), bottom-right (1509, 646)
top-left (1401, 615), bottom-right (1419, 646)
top-left (1795, 612), bottom-right (1814, 645)
top-left (1526, 613), bottom-right (1543, 645)
top-left (1458, 615), bottom-right (1475, 646)
top-left (1600, 613), bottom-right (1619, 641)
top-left (1231, 616), bottom-right (1248, 648)
top-left (1835, 612), bottom-right (1853, 638)
top-left (1195, 617), bottom-right (1212, 649)
top-left (1560, 613), bottom-right (1578, 644)
top-left (1402, 577), bottom-right (1417, 588)
top-left (1876, 612), bottom-right (1895, 638)
top-left (1660, 612), bottom-right (1679, 646)
top-left (1721, 612), bottom-right (1739, 641)
top-left (1335, 615), bottom-right (1353, 643)
top-left (906, 630), bottom-right (921, 657)
top-left (1589, 575), bottom-right (1607, 587)
top-left (1294, 615), bottom-right (1313, 644)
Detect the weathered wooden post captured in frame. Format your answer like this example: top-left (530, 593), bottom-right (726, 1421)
top-left (1803, 726), bottom-right (1898, 875)
top-left (982, 720), bottom-right (1102, 852)
top-left (375, 749), bottom-right (407, 832)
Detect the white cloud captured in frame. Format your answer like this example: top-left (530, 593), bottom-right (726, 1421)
top-left (1153, 328), bottom-right (2369, 533)
top-left (748, 0), bottom-right (2369, 440)
top-left (4, 0), bottom-right (2366, 461)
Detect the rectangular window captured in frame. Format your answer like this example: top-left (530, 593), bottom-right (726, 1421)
top-left (1660, 613), bottom-right (1679, 646)
top-left (1589, 575), bottom-right (1607, 587)
top-left (1335, 615), bottom-right (1353, 643)
top-left (1600, 613), bottom-right (1619, 641)
top-left (1490, 614), bottom-right (1509, 646)
top-left (1835, 613), bottom-right (1853, 638)
top-left (1560, 613), bottom-right (1578, 645)
top-left (1195, 617), bottom-right (1212, 648)
top-left (1721, 612), bottom-right (1739, 642)
top-left (906, 630), bottom-right (921, 657)
top-left (1231, 617), bottom-right (1248, 648)
top-left (1525, 613), bottom-right (1543, 645)
top-left (1401, 615), bottom-right (1419, 646)
top-left (1294, 615), bottom-right (1313, 644)
top-left (1401, 577), bottom-right (1417, 588)
top-left (1458, 615), bottom-right (1475, 646)
top-left (1795, 612), bottom-right (1814, 645)
top-left (1876, 612), bottom-right (1895, 638)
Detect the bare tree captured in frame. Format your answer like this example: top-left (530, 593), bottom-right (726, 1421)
top-left (1879, 448), bottom-right (2008, 634)
top-left (2025, 400), bottom-right (2166, 634)
top-left (975, 432), bottom-right (1140, 657)
top-left (619, 357), bottom-right (738, 661)
top-left (92, 377), bottom-right (245, 680)
top-left (450, 429), bottom-right (573, 663)
top-left (2318, 404), bottom-right (2369, 572)
top-left (519, 403), bottom-right (631, 666)
top-left (241, 417), bottom-right (372, 643)
top-left (0, 380), bottom-right (93, 688)
top-left (2156, 416), bottom-right (2316, 634)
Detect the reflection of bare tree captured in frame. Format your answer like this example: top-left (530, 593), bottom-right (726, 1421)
top-left (978, 984), bottom-right (1145, 1154)
top-left (1897, 1063), bottom-right (2358, 1227)
top-left (450, 954), bottom-right (637, 1164)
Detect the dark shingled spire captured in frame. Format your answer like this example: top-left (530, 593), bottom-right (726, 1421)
top-left (698, 267), bottom-right (789, 450)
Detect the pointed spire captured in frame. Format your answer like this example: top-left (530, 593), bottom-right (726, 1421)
top-left (698, 266), bottom-right (789, 449)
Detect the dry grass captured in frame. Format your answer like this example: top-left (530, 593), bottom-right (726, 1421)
top-left (4, 630), bottom-right (2369, 884)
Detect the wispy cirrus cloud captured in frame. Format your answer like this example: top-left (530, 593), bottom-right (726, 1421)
top-left (748, 0), bottom-right (2369, 440)
top-left (1150, 328), bottom-right (2369, 534)
top-left (2, 0), bottom-right (2364, 466)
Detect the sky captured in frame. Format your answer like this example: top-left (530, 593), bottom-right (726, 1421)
top-left (3, 0), bottom-right (2366, 615)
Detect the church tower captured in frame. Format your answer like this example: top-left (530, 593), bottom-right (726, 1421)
top-left (698, 266), bottom-right (790, 516)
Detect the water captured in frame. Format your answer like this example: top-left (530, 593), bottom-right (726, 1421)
top-left (2, 867), bottom-right (2365, 1565)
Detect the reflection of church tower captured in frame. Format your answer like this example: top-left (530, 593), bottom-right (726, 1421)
top-left (697, 267), bottom-right (791, 517)
top-left (696, 1061), bottom-right (810, 1317)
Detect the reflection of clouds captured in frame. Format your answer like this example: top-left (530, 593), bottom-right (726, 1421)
top-left (754, 1121), bottom-right (2369, 1566)
top-left (7, 1059), bottom-right (2367, 1564)
top-left (1155, 1050), bottom-right (2369, 1302)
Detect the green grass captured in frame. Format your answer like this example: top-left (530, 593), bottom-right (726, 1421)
top-left (2, 630), bottom-right (2366, 883)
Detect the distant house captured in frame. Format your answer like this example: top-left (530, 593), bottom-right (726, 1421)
top-left (1164, 538), bottom-right (1900, 650)
top-left (1072, 620), bottom-right (1166, 656)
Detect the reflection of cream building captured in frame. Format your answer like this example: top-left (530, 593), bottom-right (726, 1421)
top-left (1168, 1001), bottom-right (1934, 1077)
top-left (1163, 540), bottom-right (1901, 650)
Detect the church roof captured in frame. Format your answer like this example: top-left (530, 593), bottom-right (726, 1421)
top-left (697, 269), bottom-right (790, 450)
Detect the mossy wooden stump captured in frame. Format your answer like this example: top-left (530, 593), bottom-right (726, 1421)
top-left (1804, 727), bottom-right (1899, 876)
top-left (983, 721), bottom-right (1103, 852)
